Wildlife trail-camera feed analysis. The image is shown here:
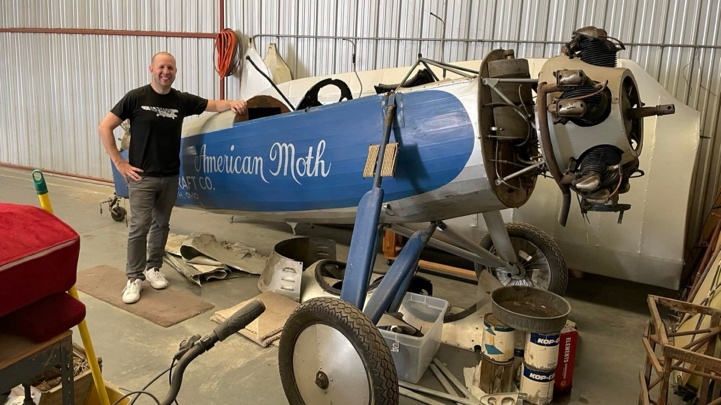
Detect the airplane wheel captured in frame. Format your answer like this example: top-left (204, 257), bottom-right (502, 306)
top-left (475, 222), bottom-right (568, 295)
top-left (278, 297), bottom-right (398, 405)
top-left (110, 206), bottom-right (127, 222)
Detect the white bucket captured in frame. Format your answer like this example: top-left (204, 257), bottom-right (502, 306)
top-left (524, 331), bottom-right (560, 370)
top-left (520, 363), bottom-right (555, 405)
top-left (482, 313), bottom-right (515, 362)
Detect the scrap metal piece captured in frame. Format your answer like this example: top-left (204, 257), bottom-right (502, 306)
top-left (258, 251), bottom-right (303, 301)
top-left (432, 358), bottom-right (479, 403)
top-left (178, 233), bottom-right (266, 274)
top-left (429, 363), bottom-right (463, 405)
top-left (298, 259), bottom-right (383, 303)
top-left (399, 387), bottom-right (445, 405)
top-left (441, 295), bottom-right (492, 352)
top-left (480, 392), bottom-right (525, 405)
top-left (398, 381), bottom-right (480, 405)
top-left (257, 237), bottom-right (337, 302)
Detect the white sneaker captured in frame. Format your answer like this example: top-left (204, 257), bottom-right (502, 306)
top-left (144, 268), bottom-right (169, 290)
top-left (122, 279), bottom-right (142, 304)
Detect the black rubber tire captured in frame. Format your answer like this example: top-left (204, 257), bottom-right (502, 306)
top-left (474, 222), bottom-right (568, 295)
top-left (278, 297), bottom-right (398, 405)
top-left (110, 206), bottom-right (127, 222)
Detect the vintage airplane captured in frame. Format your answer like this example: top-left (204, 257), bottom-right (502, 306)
top-left (155, 26), bottom-right (671, 294)
top-left (110, 27), bottom-right (676, 403)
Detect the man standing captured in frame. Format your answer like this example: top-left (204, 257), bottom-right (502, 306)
top-left (98, 51), bottom-right (247, 304)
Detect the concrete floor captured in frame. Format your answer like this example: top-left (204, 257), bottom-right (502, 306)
top-left (0, 166), bottom-right (685, 405)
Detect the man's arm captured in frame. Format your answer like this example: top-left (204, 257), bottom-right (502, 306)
top-left (98, 112), bottom-right (143, 181)
top-left (206, 99), bottom-right (248, 114)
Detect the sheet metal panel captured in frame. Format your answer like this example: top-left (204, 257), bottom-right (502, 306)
top-left (0, 33), bottom-right (216, 179)
top-left (1, 0), bottom-right (216, 31)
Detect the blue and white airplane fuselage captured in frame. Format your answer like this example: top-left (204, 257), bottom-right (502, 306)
top-left (177, 77), bottom-right (505, 224)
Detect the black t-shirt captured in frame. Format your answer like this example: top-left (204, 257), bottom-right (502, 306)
top-left (110, 85), bottom-right (208, 176)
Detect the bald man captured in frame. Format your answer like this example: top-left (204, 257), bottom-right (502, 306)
top-left (98, 51), bottom-right (247, 304)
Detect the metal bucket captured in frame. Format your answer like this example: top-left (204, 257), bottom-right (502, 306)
top-left (477, 353), bottom-right (515, 394)
top-left (482, 313), bottom-right (515, 362)
top-left (491, 286), bottom-right (571, 333)
top-left (520, 363), bottom-right (555, 405)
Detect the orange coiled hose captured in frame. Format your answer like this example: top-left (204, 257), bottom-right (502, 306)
top-left (215, 28), bottom-right (240, 77)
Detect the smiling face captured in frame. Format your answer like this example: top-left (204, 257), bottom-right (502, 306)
top-left (149, 52), bottom-right (177, 94)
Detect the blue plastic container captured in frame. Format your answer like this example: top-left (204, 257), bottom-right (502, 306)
top-left (111, 149), bottom-right (129, 198)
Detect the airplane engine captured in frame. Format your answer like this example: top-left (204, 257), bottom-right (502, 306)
top-left (536, 27), bottom-right (675, 224)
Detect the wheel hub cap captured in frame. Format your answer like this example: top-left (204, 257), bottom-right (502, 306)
top-left (292, 323), bottom-right (372, 404)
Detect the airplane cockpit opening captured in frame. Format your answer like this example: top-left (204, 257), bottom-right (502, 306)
top-left (374, 68), bottom-right (437, 94)
top-left (233, 95), bottom-right (290, 124)
top-left (247, 106), bottom-right (283, 120)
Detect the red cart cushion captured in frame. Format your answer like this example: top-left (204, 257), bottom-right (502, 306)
top-left (0, 292), bottom-right (86, 342)
top-left (0, 203), bottom-right (80, 317)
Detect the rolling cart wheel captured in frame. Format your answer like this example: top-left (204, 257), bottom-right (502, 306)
top-left (110, 206), bottom-right (127, 222)
top-left (278, 297), bottom-right (398, 405)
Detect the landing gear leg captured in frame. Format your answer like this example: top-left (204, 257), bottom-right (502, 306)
top-left (483, 211), bottom-right (520, 266)
top-left (475, 221), bottom-right (568, 295)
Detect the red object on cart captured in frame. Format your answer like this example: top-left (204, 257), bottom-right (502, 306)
top-left (554, 321), bottom-right (578, 393)
top-left (0, 202), bottom-right (85, 342)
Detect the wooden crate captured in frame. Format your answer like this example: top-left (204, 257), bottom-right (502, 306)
top-left (83, 380), bottom-right (129, 405)
top-left (37, 368), bottom-right (93, 405)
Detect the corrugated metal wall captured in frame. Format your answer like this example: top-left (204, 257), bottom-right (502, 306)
top-left (0, 0), bottom-right (219, 180)
top-left (1, 0), bottom-right (719, 252)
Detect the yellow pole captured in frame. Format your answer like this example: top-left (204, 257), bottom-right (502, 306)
top-left (32, 170), bottom-right (111, 405)
top-left (31, 170), bottom-right (54, 214)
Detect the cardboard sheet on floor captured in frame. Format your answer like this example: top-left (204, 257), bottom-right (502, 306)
top-left (211, 291), bottom-right (298, 347)
top-left (75, 265), bottom-right (214, 327)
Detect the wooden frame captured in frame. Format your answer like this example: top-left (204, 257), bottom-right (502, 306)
top-left (381, 229), bottom-right (477, 282)
top-left (641, 295), bottom-right (721, 405)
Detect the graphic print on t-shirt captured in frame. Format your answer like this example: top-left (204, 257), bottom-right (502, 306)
top-left (141, 105), bottom-right (178, 119)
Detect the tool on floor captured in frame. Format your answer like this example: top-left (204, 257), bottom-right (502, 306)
top-left (429, 363), bottom-right (463, 405)
top-left (32, 170), bottom-right (112, 405)
top-left (398, 381), bottom-right (480, 405)
top-left (398, 387), bottom-right (446, 405)
top-left (115, 300), bottom-right (265, 405)
top-left (31, 170), bottom-right (54, 214)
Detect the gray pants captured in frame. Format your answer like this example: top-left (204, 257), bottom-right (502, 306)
top-left (126, 175), bottom-right (178, 280)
